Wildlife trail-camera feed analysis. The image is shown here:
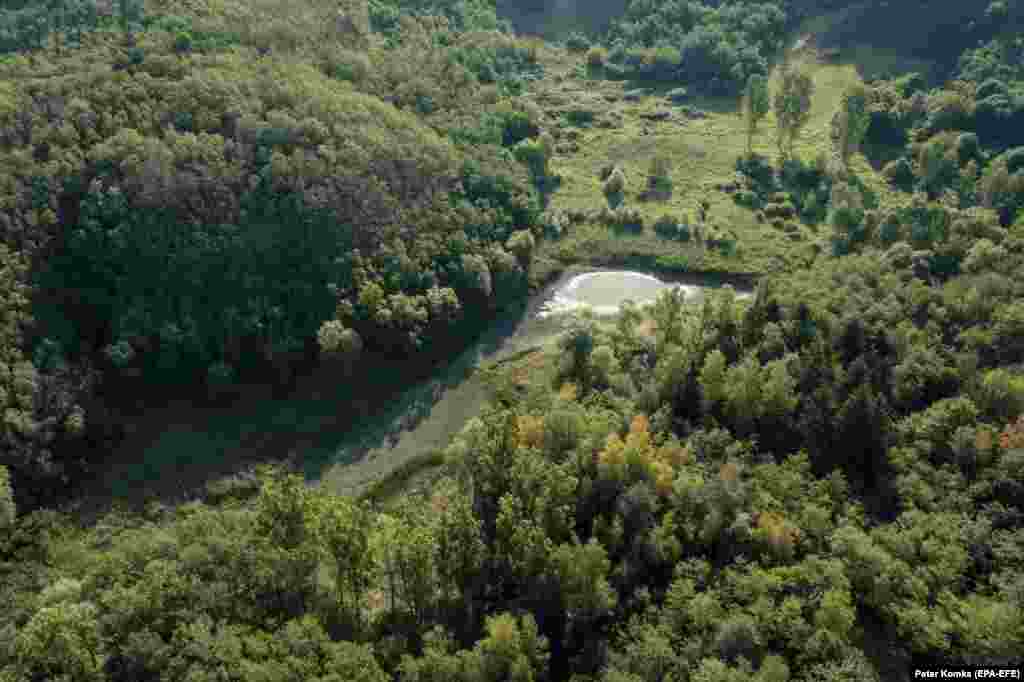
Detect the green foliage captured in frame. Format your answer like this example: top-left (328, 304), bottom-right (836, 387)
top-left (450, 41), bottom-right (543, 87)
top-left (0, 465), bottom-right (14, 528)
top-left (653, 214), bottom-right (691, 242)
top-left (565, 32), bottom-right (590, 52)
top-left (883, 157), bottom-right (916, 191)
top-left (4, 5), bottom-right (1024, 682)
top-left (773, 62), bottom-right (815, 160)
top-left (605, 0), bottom-right (784, 94)
top-left (0, 0), bottom-right (100, 55)
top-left (743, 74), bottom-right (771, 154)
top-left (833, 83), bottom-right (871, 164)
top-left (645, 155), bottom-right (673, 200)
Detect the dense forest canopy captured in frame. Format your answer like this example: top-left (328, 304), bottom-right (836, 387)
top-left (1, 0), bottom-right (1023, 680)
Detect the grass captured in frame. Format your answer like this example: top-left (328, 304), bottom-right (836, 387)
top-left (358, 449), bottom-right (447, 508)
top-left (527, 35), bottom-right (904, 279)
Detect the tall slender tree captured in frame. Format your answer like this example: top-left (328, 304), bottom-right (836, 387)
top-left (832, 83), bottom-right (871, 165)
top-left (742, 74), bottom-right (771, 155)
top-left (773, 62), bottom-right (815, 160)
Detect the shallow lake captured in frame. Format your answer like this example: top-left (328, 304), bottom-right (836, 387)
top-left (70, 269), bottom-right (752, 513)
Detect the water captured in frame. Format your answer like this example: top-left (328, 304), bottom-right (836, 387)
top-left (538, 270), bottom-right (701, 318)
top-left (313, 269), bottom-right (744, 494)
top-left (71, 270), bottom-right (751, 513)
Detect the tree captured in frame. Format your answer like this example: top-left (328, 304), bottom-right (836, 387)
top-left (0, 465), bottom-right (13, 529)
top-left (832, 84), bottom-right (871, 165)
top-left (433, 479), bottom-right (485, 630)
top-left (773, 62), bottom-right (814, 160)
top-left (14, 602), bottom-right (105, 682)
top-left (312, 494), bottom-right (375, 634)
top-left (118, 0), bottom-right (143, 44)
top-left (742, 74), bottom-right (770, 155)
top-left (469, 613), bottom-right (550, 682)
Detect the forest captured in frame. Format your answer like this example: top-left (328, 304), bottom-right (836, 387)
top-left (0, 0), bottom-right (1023, 680)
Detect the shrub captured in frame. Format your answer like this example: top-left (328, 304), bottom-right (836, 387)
top-left (497, 109), bottom-right (540, 147)
top-left (883, 157), bottom-right (915, 191)
top-left (1005, 147), bottom-right (1024, 175)
top-left (975, 78), bottom-right (1009, 101)
top-left (734, 190), bottom-right (762, 210)
top-left (925, 90), bottom-right (974, 132)
top-left (543, 409), bottom-right (585, 456)
top-left (612, 207), bottom-right (644, 233)
top-left (586, 46), bottom-right (608, 68)
top-left (735, 153), bottom-right (775, 192)
top-left (604, 167), bottom-right (626, 196)
top-left (513, 138), bottom-right (549, 178)
top-left (506, 229), bottom-right (536, 265)
top-left (655, 253), bottom-right (690, 271)
top-left (565, 108), bottom-right (596, 127)
top-left (956, 132), bottom-right (981, 165)
top-left (653, 214), bottom-right (690, 241)
top-left (566, 32), bottom-right (590, 52)
top-left (173, 31), bottom-right (193, 53)
top-left (666, 87), bottom-right (690, 104)
top-left (646, 155), bottom-right (673, 199)
top-left (892, 72), bottom-right (927, 97)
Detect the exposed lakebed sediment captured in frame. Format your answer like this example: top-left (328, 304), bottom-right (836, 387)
top-left (71, 269), bottom-right (753, 514)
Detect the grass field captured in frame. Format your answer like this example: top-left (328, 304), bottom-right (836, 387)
top-left (526, 35), bottom-right (898, 278)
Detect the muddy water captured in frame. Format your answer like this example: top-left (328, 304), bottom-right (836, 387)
top-left (315, 269), bottom-right (745, 495)
top-left (70, 269), bottom-right (750, 514)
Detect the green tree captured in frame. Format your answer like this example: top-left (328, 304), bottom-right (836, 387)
top-left (373, 500), bottom-right (438, 629)
top-left (773, 63), bottom-right (815, 160)
top-left (311, 494), bottom-right (375, 634)
top-left (118, 0), bottom-right (143, 44)
top-left (0, 465), bottom-right (13, 529)
top-left (469, 612), bottom-right (550, 682)
top-left (14, 602), bottom-right (104, 682)
top-left (742, 74), bottom-right (771, 155)
top-left (552, 538), bottom-right (617, 622)
top-left (833, 84), bottom-right (871, 165)
top-left (433, 478), bottom-right (485, 627)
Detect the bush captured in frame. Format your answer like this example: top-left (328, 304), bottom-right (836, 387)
top-left (666, 87), bottom-right (690, 104)
top-left (498, 109), bottom-right (540, 147)
top-left (876, 214), bottom-right (901, 245)
top-left (513, 138), bottom-right (550, 178)
top-left (566, 32), bottom-right (590, 52)
top-left (506, 229), bottom-right (536, 265)
top-left (646, 155), bottom-right (673, 199)
top-left (655, 253), bottom-right (690, 271)
top-left (734, 190), bottom-right (763, 210)
top-left (735, 153), bottom-right (776, 192)
top-left (586, 46), bottom-right (608, 68)
top-left (326, 48), bottom-right (371, 83)
top-left (956, 132), bottom-right (980, 165)
top-left (173, 31), bottom-right (193, 53)
top-left (976, 78), bottom-right (1009, 101)
top-left (565, 108), bottom-right (596, 127)
top-left (883, 157), bottom-right (915, 191)
top-left (543, 409), bottom-right (585, 456)
top-left (654, 214), bottom-right (690, 241)
top-left (604, 167), bottom-right (626, 196)
top-left (603, 206), bottom-right (643, 233)
top-left (1004, 147), bottom-right (1024, 175)
top-left (892, 72), bottom-right (927, 97)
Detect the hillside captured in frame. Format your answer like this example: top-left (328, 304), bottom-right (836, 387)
top-left (1, 0), bottom-right (1024, 681)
